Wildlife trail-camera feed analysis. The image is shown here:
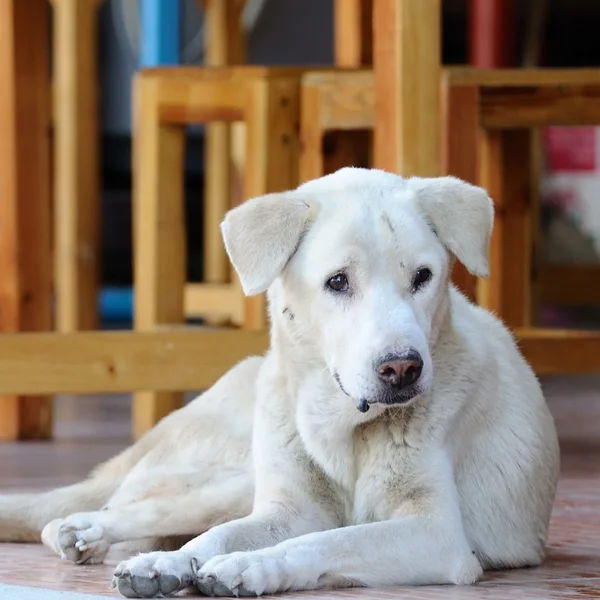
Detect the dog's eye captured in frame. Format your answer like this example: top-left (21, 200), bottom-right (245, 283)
top-left (326, 273), bottom-right (349, 292)
top-left (411, 268), bottom-right (432, 292)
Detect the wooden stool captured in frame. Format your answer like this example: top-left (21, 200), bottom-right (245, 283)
top-left (299, 65), bottom-right (600, 374)
top-left (132, 66), bottom-right (304, 438)
top-left (442, 68), bottom-right (600, 329)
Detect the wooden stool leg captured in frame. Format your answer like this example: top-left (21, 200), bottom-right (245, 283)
top-left (51, 0), bottom-right (102, 332)
top-left (477, 129), bottom-right (533, 328)
top-left (373, 0), bottom-right (441, 176)
top-left (334, 0), bottom-right (373, 67)
top-left (0, 0), bottom-right (53, 440)
top-left (242, 76), bottom-right (301, 329)
top-left (328, 0), bottom-right (372, 177)
top-left (203, 0), bottom-right (245, 286)
top-left (442, 82), bottom-right (479, 302)
top-left (299, 84), bottom-right (324, 183)
top-left (132, 77), bottom-right (186, 439)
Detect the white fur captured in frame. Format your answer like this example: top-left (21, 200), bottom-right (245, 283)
top-left (0, 168), bottom-right (559, 598)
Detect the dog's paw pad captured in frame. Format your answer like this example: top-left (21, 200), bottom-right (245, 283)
top-left (57, 518), bottom-right (109, 565)
top-left (113, 552), bottom-right (194, 598)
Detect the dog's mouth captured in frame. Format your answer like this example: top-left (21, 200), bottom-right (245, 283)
top-left (334, 371), bottom-right (421, 413)
top-left (357, 388), bottom-right (421, 412)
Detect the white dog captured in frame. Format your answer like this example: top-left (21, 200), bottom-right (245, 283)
top-left (0, 168), bottom-right (559, 598)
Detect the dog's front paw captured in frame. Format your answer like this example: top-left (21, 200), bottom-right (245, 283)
top-left (196, 550), bottom-right (312, 597)
top-left (113, 551), bottom-right (195, 598)
top-left (42, 513), bottom-right (109, 565)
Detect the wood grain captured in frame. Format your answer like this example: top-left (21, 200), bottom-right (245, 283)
top-left (373, 0), bottom-right (441, 176)
top-left (334, 0), bottom-right (373, 67)
top-left (481, 85), bottom-right (600, 128)
top-left (203, 0), bottom-right (245, 287)
top-left (441, 82), bottom-right (480, 302)
top-left (299, 82), bottom-right (325, 182)
top-left (0, 0), bottom-right (53, 440)
top-left (0, 330), bottom-right (268, 395)
top-left (445, 67), bottom-right (600, 87)
top-left (243, 76), bottom-right (301, 329)
top-left (132, 76), bottom-right (186, 438)
top-left (516, 328), bottom-right (600, 375)
top-left (0, 328), bottom-right (593, 397)
top-left (51, 0), bottom-right (102, 332)
top-left (478, 129), bottom-right (534, 328)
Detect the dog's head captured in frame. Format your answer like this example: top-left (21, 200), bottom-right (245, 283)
top-left (221, 168), bottom-right (493, 411)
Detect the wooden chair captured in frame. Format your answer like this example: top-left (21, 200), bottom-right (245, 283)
top-left (132, 66), bottom-right (309, 438)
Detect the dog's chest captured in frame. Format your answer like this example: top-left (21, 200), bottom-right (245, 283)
top-left (296, 405), bottom-right (357, 492)
top-left (295, 403), bottom-right (392, 523)
top-left (296, 402), bottom-right (425, 523)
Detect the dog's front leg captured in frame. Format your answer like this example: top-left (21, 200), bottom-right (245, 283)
top-left (196, 485), bottom-right (482, 596)
top-left (197, 516), bottom-right (482, 595)
top-left (113, 499), bottom-right (334, 598)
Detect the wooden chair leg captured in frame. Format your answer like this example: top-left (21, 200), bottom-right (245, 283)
top-left (299, 83), bottom-right (324, 183)
top-left (132, 77), bottom-right (186, 439)
top-left (203, 0), bottom-right (245, 286)
top-left (477, 129), bottom-right (534, 328)
top-left (334, 0), bottom-right (373, 67)
top-left (51, 0), bottom-right (102, 332)
top-left (442, 81), bottom-right (480, 302)
top-left (373, 0), bottom-right (441, 176)
top-left (0, 0), bottom-right (53, 440)
top-left (242, 76), bottom-right (301, 330)
top-left (328, 0), bottom-right (372, 178)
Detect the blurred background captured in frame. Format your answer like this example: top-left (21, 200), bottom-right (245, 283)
top-left (95, 0), bottom-right (600, 329)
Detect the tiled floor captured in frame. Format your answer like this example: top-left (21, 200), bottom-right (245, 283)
top-left (0, 377), bottom-right (599, 599)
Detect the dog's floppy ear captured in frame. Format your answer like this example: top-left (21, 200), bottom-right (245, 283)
top-left (408, 176), bottom-right (494, 277)
top-left (221, 192), bottom-right (313, 296)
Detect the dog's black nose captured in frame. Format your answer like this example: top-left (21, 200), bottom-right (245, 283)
top-left (376, 350), bottom-right (423, 389)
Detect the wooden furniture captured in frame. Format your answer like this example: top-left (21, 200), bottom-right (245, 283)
top-left (132, 66), bottom-right (304, 438)
top-left (0, 327), bottom-right (596, 396)
top-left (300, 67), bottom-right (600, 308)
top-left (442, 68), bottom-right (600, 327)
top-left (202, 0), bottom-right (246, 295)
top-left (51, 0), bottom-right (103, 333)
top-left (373, 0), bottom-right (441, 177)
top-left (0, 0), bottom-right (53, 440)
top-left (300, 70), bottom-right (375, 182)
top-left (299, 65), bottom-right (600, 370)
top-left (198, 0), bottom-right (371, 323)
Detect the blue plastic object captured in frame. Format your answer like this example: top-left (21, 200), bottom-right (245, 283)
top-left (140, 0), bottom-right (180, 67)
top-left (99, 288), bottom-right (134, 322)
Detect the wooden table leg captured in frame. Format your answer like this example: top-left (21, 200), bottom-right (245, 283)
top-left (441, 81), bottom-right (480, 302)
top-left (132, 77), bottom-right (186, 439)
top-left (0, 0), bottom-right (53, 440)
top-left (477, 129), bottom-right (534, 328)
top-left (51, 0), bottom-right (102, 332)
top-left (373, 0), bottom-right (441, 176)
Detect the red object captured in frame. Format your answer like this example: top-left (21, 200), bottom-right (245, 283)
top-left (544, 128), bottom-right (597, 173)
top-left (469, 0), bottom-right (514, 67)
